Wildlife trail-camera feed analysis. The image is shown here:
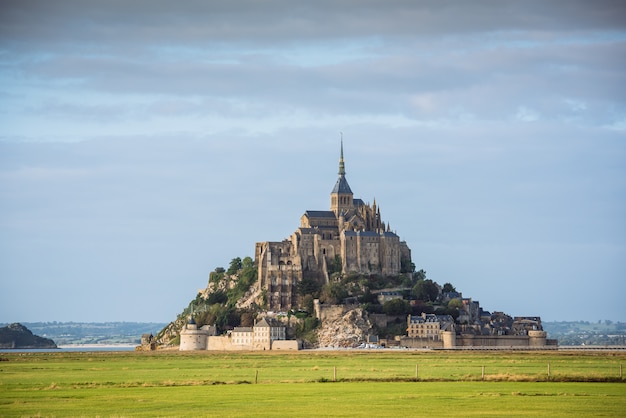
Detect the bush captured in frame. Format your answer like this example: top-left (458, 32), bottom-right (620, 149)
top-left (207, 291), bottom-right (228, 305)
top-left (295, 317), bottom-right (320, 344)
top-left (383, 299), bottom-right (411, 316)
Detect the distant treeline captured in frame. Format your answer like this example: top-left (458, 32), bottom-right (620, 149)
top-left (2, 320), bottom-right (624, 346)
top-left (543, 320), bottom-right (626, 346)
top-left (0, 322), bottom-right (168, 345)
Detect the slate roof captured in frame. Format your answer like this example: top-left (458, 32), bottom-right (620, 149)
top-left (255, 318), bottom-right (270, 328)
top-left (331, 175), bottom-right (353, 194)
top-left (343, 230), bottom-right (399, 237)
top-left (233, 327), bottom-right (253, 332)
top-left (304, 210), bottom-right (336, 218)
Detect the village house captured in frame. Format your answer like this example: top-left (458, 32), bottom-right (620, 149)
top-left (407, 313), bottom-right (455, 340)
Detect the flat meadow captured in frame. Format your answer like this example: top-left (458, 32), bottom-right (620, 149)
top-left (1, 349), bottom-right (624, 417)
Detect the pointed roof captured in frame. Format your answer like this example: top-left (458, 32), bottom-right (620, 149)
top-left (331, 139), bottom-right (353, 194)
top-left (255, 318), bottom-right (270, 328)
top-left (338, 138), bottom-right (346, 176)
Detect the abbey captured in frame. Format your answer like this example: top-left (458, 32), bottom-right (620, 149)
top-left (255, 142), bottom-right (412, 311)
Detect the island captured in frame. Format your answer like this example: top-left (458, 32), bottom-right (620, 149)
top-left (0, 323), bottom-right (57, 349)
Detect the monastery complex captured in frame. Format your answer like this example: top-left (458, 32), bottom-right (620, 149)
top-left (255, 141), bottom-right (412, 311)
top-left (176, 142), bottom-right (553, 351)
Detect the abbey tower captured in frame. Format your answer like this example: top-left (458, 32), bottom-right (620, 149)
top-left (255, 142), bottom-right (412, 311)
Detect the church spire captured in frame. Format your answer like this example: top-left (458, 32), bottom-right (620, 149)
top-left (338, 133), bottom-right (346, 176)
top-left (330, 134), bottom-right (353, 214)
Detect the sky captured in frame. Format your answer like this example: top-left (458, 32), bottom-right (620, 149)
top-left (1, 1), bottom-right (625, 324)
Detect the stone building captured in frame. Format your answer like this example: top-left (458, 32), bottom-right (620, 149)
top-left (255, 142), bottom-right (412, 311)
top-left (179, 318), bottom-right (217, 351)
top-left (180, 317), bottom-right (296, 351)
top-left (401, 312), bottom-right (554, 349)
top-left (407, 313), bottom-right (455, 340)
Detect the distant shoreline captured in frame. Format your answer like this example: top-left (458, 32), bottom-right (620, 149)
top-left (58, 344), bottom-right (137, 349)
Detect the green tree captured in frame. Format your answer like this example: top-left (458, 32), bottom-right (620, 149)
top-left (319, 282), bottom-right (348, 304)
top-left (206, 290), bottom-right (227, 305)
top-left (297, 276), bottom-right (321, 297)
top-left (227, 257), bottom-right (242, 275)
top-left (442, 282), bottom-right (457, 293)
top-left (209, 268), bottom-right (225, 284)
top-left (294, 317), bottom-right (320, 340)
top-left (300, 294), bottom-right (315, 315)
top-left (327, 255), bottom-right (343, 275)
top-left (359, 288), bottom-right (377, 304)
top-left (382, 298), bottom-right (410, 315)
top-left (447, 299), bottom-right (463, 309)
top-left (412, 279), bottom-right (439, 302)
top-left (242, 256), bottom-right (254, 270)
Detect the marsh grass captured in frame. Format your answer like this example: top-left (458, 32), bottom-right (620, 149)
top-left (1, 350), bottom-right (624, 417)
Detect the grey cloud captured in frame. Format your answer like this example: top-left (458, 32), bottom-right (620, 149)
top-left (2, 1), bottom-right (625, 48)
top-left (1, 0), bottom-right (623, 131)
top-left (15, 34), bottom-right (622, 126)
top-left (1, 1), bottom-right (625, 322)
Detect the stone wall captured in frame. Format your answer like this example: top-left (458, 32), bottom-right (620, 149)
top-left (271, 340), bottom-right (301, 350)
top-left (369, 313), bottom-right (389, 328)
top-left (457, 335), bottom-right (532, 347)
top-left (398, 336), bottom-right (444, 349)
top-left (314, 300), bottom-right (360, 321)
top-left (206, 336), bottom-right (246, 351)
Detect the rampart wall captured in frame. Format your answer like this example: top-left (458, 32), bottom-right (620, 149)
top-left (314, 300), bottom-right (360, 321)
top-left (271, 340), bottom-right (301, 350)
top-left (206, 336), bottom-right (248, 351)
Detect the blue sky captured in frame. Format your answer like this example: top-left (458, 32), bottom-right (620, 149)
top-left (1, 1), bottom-right (625, 323)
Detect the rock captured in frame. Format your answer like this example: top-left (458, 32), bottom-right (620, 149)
top-left (0, 323), bottom-right (57, 349)
top-left (316, 308), bottom-right (373, 348)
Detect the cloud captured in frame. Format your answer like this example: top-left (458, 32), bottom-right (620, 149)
top-left (3, 18), bottom-right (622, 137)
top-left (2, 1), bottom-right (625, 48)
top-left (0, 1), bottom-right (625, 322)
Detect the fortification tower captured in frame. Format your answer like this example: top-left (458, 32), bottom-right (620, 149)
top-left (330, 139), bottom-right (353, 215)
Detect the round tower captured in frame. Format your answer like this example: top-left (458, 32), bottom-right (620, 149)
top-left (179, 317), bottom-right (207, 351)
top-left (528, 330), bottom-right (547, 347)
top-left (441, 331), bottom-right (457, 349)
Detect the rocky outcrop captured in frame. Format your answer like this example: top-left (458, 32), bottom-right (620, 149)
top-left (316, 308), bottom-right (373, 348)
top-left (0, 323), bottom-right (57, 349)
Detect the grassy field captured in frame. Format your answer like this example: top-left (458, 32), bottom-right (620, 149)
top-left (1, 350), bottom-right (625, 417)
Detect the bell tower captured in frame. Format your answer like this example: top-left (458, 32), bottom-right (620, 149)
top-left (330, 139), bottom-right (353, 215)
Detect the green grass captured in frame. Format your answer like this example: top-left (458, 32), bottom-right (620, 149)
top-left (1, 350), bottom-right (625, 417)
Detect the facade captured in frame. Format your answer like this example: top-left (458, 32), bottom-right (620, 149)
top-left (407, 313), bottom-right (455, 340)
top-left (180, 317), bottom-right (295, 351)
top-left (401, 312), bottom-right (553, 349)
top-left (255, 142), bottom-right (412, 311)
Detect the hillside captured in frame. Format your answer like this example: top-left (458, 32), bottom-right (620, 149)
top-left (542, 321), bottom-right (626, 346)
top-left (0, 323), bottom-right (57, 349)
top-left (157, 255), bottom-right (545, 349)
top-left (0, 322), bottom-right (167, 346)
